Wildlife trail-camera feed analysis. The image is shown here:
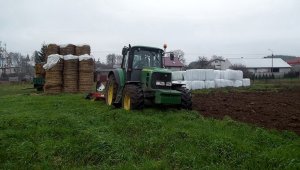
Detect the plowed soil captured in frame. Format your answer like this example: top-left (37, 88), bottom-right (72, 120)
top-left (193, 88), bottom-right (300, 135)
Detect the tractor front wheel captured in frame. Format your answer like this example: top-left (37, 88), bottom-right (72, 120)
top-left (177, 87), bottom-right (192, 110)
top-left (122, 84), bottom-right (144, 110)
top-left (105, 75), bottom-right (119, 107)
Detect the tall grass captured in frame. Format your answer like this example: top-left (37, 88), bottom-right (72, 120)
top-left (0, 84), bottom-right (299, 169)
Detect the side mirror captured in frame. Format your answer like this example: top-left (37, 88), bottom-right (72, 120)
top-left (170, 53), bottom-right (175, 61)
top-left (122, 47), bottom-right (128, 56)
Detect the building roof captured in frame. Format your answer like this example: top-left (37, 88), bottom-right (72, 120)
top-left (210, 58), bottom-right (225, 62)
top-left (163, 57), bottom-right (184, 67)
top-left (227, 58), bottom-right (291, 68)
top-left (287, 57), bottom-right (300, 65)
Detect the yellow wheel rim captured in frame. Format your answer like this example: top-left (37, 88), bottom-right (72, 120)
top-left (123, 93), bottom-right (131, 110)
top-left (107, 83), bottom-right (113, 105)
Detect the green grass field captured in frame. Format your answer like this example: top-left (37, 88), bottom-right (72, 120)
top-left (0, 82), bottom-right (299, 169)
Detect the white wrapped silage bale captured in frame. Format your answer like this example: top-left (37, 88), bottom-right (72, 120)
top-left (236, 70), bottom-right (243, 80)
top-left (224, 79), bottom-right (234, 87)
top-left (220, 70), bottom-right (226, 79)
top-left (224, 69), bottom-right (243, 80)
top-left (242, 78), bottom-right (251, 87)
top-left (233, 80), bottom-right (243, 87)
top-left (185, 81), bottom-right (193, 90)
top-left (184, 70), bottom-right (193, 81)
top-left (185, 69), bottom-right (206, 81)
top-left (205, 80), bottom-right (215, 89)
top-left (191, 81), bottom-right (205, 90)
top-left (172, 71), bottom-right (185, 81)
top-left (224, 69), bottom-right (232, 80)
top-left (214, 70), bottom-right (221, 79)
top-left (215, 79), bottom-right (225, 88)
top-left (205, 69), bottom-right (215, 80)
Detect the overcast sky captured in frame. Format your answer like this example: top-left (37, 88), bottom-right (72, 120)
top-left (0, 0), bottom-right (299, 63)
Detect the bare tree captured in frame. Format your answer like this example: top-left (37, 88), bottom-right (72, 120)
top-left (170, 49), bottom-right (185, 64)
top-left (106, 53), bottom-right (122, 67)
top-left (230, 64), bottom-right (253, 78)
top-left (188, 56), bottom-right (213, 69)
top-left (211, 55), bottom-right (224, 61)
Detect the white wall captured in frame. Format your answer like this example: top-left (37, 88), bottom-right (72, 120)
top-left (166, 67), bottom-right (182, 71)
top-left (279, 68), bottom-right (291, 73)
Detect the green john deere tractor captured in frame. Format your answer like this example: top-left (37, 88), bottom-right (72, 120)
top-left (105, 45), bottom-right (192, 110)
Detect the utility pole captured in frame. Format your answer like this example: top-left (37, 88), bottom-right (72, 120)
top-left (268, 49), bottom-right (274, 73)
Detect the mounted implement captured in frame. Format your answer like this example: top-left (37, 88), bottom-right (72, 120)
top-left (105, 45), bottom-right (192, 110)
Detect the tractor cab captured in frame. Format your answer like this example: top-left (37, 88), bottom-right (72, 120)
top-left (105, 45), bottom-right (192, 110)
top-left (121, 46), bottom-right (164, 81)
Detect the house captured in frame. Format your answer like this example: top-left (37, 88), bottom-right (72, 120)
top-left (224, 58), bottom-right (291, 78)
top-left (0, 51), bottom-right (20, 77)
top-left (209, 58), bottom-right (226, 70)
top-left (287, 57), bottom-right (300, 72)
top-left (163, 57), bottom-right (184, 71)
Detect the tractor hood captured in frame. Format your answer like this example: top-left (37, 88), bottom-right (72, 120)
top-left (142, 67), bottom-right (171, 74)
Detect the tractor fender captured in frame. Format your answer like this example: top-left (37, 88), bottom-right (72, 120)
top-left (108, 69), bottom-right (125, 86)
top-left (108, 70), bottom-right (121, 86)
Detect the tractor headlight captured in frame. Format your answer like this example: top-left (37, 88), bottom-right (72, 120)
top-left (165, 82), bottom-right (172, 86)
top-left (156, 81), bottom-right (165, 86)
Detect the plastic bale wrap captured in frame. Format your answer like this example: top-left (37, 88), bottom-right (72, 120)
top-left (191, 81), bottom-right (205, 90)
top-left (224, 69), bottom-right (243, 80)
top-left (220, 70), bottom-right (226, 79)
top-left (43, 54), bottom-right (63, 94)
top-left (233, 80), bottom-right (243, 87)
top-left (63, 55), bottom-right (79, 93)
top-left (186, 69), bottom-right (206, 81)
top-left (75, 44), bottom-right (91, 56)
top-left (205, 69), bottom-right (215, 80)
top-left (242, 78), bottom-right (251, 87)
top-left (224, 79), bottom-right (234, 87)
top-left (185, 81), bottom-right (193, 90)
top-left (172, 71), bottom-right (185, 81)
top-left (60, 44), bottom-right (76, 55)
top-left (79, 55), bottom-right (94, 93)
top-left (214, 70), bottom-right (221, 79)
top-left (205, 80), bottom-right (215, 89)
top-left (215, 79), bottom-right (225, 88)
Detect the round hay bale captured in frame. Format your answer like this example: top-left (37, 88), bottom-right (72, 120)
top-left (63, 58), bottom-right (79, 93)
top-left (78, 72), bottom-right (94, 93)
top-left (75, 45), bottom-right (91, 56)
top-left (79, 58), bottom-right (94, 72)
top-left (60, 44), bottom-right (75, 55)
top-left (44, 59), bottom-right (63, 94)
top-left (46, 44), bottom-right (60, 60)
top-left (78, 58), bottom-right (94, 93)
top-left (64, 59), bottom-right (78, 71)
top-left (44, 83), bottom-right (62, 94)
top-left (44, 70), bottom-right (63, 94)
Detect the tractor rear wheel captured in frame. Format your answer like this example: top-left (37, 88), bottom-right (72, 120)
top-left (122, 84), bottom-right (144, 110)
top-left (105, 75), bottom-right (119, 107)
top-left (177, 87), bottom-right (192, 110)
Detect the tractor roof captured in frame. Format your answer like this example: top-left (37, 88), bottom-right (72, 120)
top-left (131, 45), bottom-right (163, 51)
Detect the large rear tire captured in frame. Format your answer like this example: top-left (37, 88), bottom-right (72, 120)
top-left (177, 87), bottom-right (192, 110)
top-left (122, 84), bottom-right (144, 110)
top-left (105, 75), bottom-right (119, 107)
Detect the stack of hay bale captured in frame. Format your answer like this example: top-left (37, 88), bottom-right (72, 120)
top-left (63, 55), bottom-right (79, 93)
top-left (43, 54), bottom-right (63, 93)
top-left (78, 54), bottom-right (94, 92)
top-left (45, 44), bottom-right (60, 61)
top-left (60, 44), bottom-right (75, 55)
top-left (43, 43), bottom-right (94, 94)
top-left (75, 44), bottom-right (91, 56)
